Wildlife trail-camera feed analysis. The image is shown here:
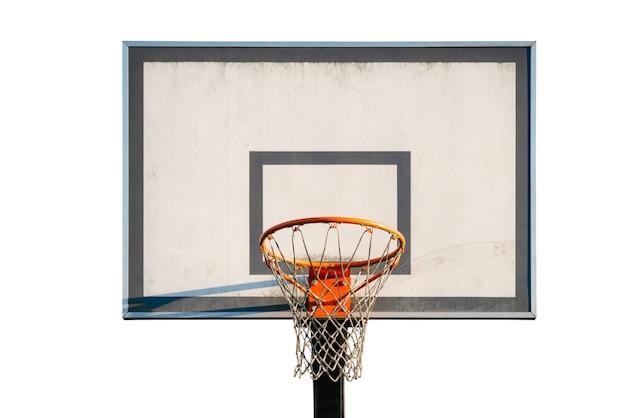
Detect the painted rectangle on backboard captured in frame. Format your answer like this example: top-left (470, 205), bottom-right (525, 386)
top-left (124, 42), bottom-right (535, 318)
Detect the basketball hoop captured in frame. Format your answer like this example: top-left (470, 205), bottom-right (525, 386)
top-left (260, 217), bottom-right (406, 382)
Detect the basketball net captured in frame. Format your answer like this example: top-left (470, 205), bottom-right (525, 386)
top-left (260, 217), bottom-right (405, 382)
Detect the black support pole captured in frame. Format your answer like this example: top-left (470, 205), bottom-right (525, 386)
top-left (313, 375), bottom-right (345, 418)
top-left (312, 318), bottom-right (346, 418)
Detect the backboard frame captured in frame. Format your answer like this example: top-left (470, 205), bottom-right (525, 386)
top-left (123, 42), bottom-right (536, 319)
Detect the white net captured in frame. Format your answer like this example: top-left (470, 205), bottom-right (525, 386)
top-left (260, 218), bottom-right (405, 382)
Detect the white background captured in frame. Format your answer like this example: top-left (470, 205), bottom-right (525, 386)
top-left (2, 1), bottom-right (625, 417)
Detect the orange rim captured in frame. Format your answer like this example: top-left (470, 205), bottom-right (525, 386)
top-left (259, 216), bottom-right (405, 269)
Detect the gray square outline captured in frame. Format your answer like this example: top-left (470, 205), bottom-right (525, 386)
top-left (249, 151), bottom-right (411, 275)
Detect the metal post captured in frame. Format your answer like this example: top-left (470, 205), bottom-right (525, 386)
top-left (310, 266), bottom-right (348, 418)
top-left (312, 318), bottom-right (346, 418)
top-left (314, 374), bottom-right (344, 418)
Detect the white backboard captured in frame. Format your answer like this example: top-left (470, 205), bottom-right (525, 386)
top-left (124, 43), bottom-right (535, 318)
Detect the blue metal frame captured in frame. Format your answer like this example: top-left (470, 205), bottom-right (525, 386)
top-left (122, 41), bottom-right (537, 319)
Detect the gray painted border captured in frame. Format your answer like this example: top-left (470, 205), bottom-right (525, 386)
top-left (123, 41), bottom-right (536, 48)
top-left (123, 42), bottom-right (536, 319)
